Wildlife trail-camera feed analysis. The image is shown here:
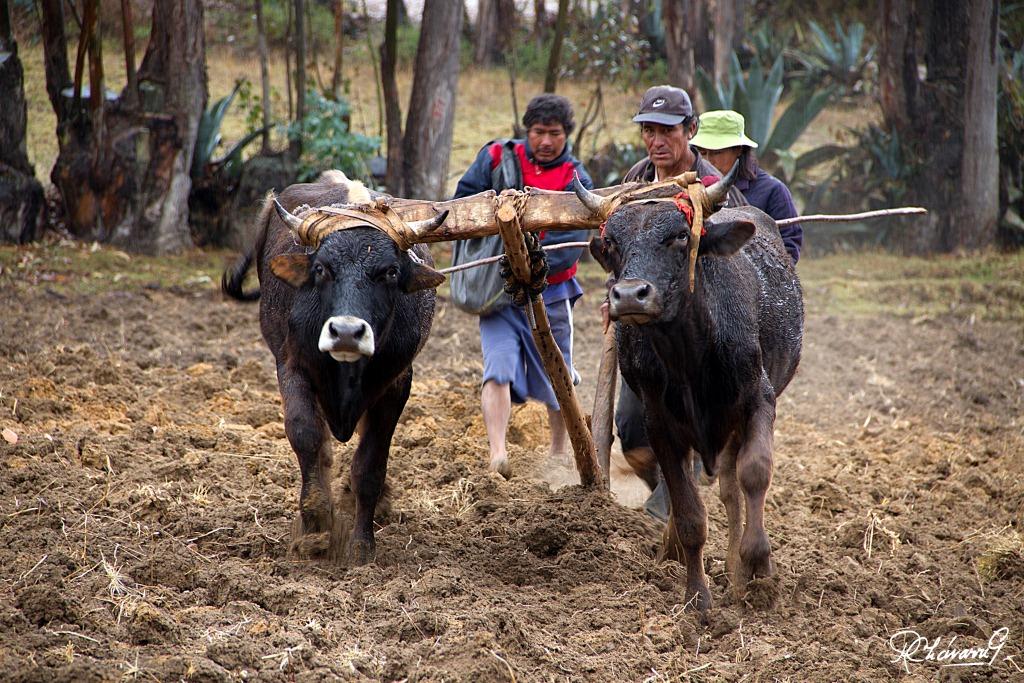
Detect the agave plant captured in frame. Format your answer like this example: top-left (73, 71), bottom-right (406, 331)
top-left (191, 80), bottom-right (267, 181)
top-left (696, 53), bottom-right (838, 183)
top-left (796, 19), bottom-right (875, 92)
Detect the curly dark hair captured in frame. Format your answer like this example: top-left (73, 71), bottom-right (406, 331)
top-left (522, 94), bottom-right (575, 136)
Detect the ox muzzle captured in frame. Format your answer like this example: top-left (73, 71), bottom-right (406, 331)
top-left (609, 278), bottom-right (663, 325)
top-left (319, 316), bottom-right (376, 362)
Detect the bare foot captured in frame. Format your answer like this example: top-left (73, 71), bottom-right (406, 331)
top-left (489, 454), bottom-right (512, 479)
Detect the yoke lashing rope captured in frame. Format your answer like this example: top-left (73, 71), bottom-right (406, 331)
top-left (627, 180), bottom-right (709, 293)
top-left (499, 189), bottom-right (547, 330)
top-left (291, 199), bottom-right (417, 251)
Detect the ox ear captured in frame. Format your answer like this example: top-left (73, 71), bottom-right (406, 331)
top-left (270, 253), bottom-right (312, 288)
top-left (698, 220), bottom-right (755, 257)
top-left (402, 262), bottom-right (445, 293)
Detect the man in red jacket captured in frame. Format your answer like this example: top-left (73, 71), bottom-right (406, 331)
top-left (453, 94), bottom-right (594, 479)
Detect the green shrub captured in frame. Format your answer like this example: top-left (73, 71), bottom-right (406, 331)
top-left (287, 89), bottom-right (380, 184)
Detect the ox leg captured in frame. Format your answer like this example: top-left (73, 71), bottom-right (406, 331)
top-left (735, 395), bottom-right (776, 590)
top-left (280, 365), bottom-right (337, 558)
top-left (717, 435), bottom-right (744, 584)
top-left (347, 369), bottom-right (411, 566)
top-left (649, 430), bottom-right (711, 612)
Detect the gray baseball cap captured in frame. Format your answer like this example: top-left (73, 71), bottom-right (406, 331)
top-left (632, 85), bottom-right (695, 126)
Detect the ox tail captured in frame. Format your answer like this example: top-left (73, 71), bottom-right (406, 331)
top-left (221, 192), bottom-right (276, 302)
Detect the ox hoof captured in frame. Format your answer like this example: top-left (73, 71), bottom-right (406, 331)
top-left (737, 575), bottom-right (779, 609)
top-left (347, 537), bottom-right (376, 566)
top-left (489, 455), bottom-right (512, 480)
top-left (684, 583), bottom-right (713, 614)
top-left (289, 508), bottom-right (348, 563)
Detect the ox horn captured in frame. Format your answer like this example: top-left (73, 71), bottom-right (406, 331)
top-left (570, 173), bottom-right (612, 218)
top-left (406, 209), bottom-right (450, 237)
top-left (273, 199), bottom-right (304, 231)
top-left (703, 159), bottom-right (739, 211)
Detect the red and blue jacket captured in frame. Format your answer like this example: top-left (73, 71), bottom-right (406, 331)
top-left (453, 139), bottom-right (594, 287)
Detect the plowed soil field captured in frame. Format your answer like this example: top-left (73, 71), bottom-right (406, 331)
top-left (1, 242), bottom-right (1022, 682)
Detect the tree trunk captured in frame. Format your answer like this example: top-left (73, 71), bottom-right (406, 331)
top-left (119, 0), bottom-right (137, 108)
top-left (693, 1), bottom-right (713, 78)
top-left (255, 0), bottom-right (272, 153)
top-left (878, 0), bottom-right (917, 132)
top-left (534, 0), bottom-right (548, 46)
top-left (878, 0), bottom-right (1000, 253)
top-left (713, 0), bottom-right (736, 86)
top-left (0, 0), bottom-right (44, 243)
top-left (382, 0), bottom-right (404, 195)
top-left (475, 0), bottom-right (498, 64)
top-left (45, 0), bottom-right (208, 254)
top-left (291, 0), bottom-right (306, 158)
top-left (663, 0), bottom-right (695, 95)
top-left (954, 0), bottom-right (999, 249)
top-left (401, 0), bottom-right (462, 199)
top-left (40, 0), bottom-right (71, 120)
top-left (331, 0), bottom-right (344, 98)
top-left (544, 0), bottom-right (569, 92)
top-left (474, 0), bottom-right (515, 65)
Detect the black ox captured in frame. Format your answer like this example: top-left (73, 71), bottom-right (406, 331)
top-left (578, 168), bottom-right (804, 611)
top-left (223, 171), bottom-right (446, 564)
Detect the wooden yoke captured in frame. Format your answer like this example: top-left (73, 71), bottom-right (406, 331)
top-left (386, 171), bottom-right (702, 243)
top-left (494, 194), bottom-right (602, 489)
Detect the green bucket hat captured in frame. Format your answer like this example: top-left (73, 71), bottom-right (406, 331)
top-left (690, 110), bottom-right (758, 150)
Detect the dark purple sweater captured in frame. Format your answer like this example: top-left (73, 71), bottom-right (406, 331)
top-left (736, 168), bottom-right (803, 263)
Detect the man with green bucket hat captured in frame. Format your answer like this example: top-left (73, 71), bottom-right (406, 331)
top-left (691, 109), bottom-right (803, 263)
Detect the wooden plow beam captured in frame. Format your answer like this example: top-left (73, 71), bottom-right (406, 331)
top-left (493, 194), bottom-right (603, 488)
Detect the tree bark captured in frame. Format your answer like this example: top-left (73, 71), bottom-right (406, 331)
top-left (544, 0), bottom-right (569, 92)
top-left (534, 0), bottom-right (548, 46)
top-left (693, 1), bottom-right (713, 78)
top-left (120, 0), bottom-right (137, 108)
top-left (713, 0), bottom-right (736, 86)
top-left (0, 0), bottom-right (45, 243)
top-left (955, 0), bottom-right (999, 249)
top-left (331, 0), bottom-right (344, 98)
top-left (291, 0), bottom-right (306, 158)
top-left (45, 0), bottom-right (208, 254)
top-left (878, 0), bottom-right (916, 132)
top-left (382, 0), bottom-right (404, 195)
top-left (40, 0), bottom-right (71, 120)
top-left (663, 0), bottom-right (695, 95)
top-left (474, 0), bottom-right (515, 65)
top-left (401, 0), bottom-right (462, 200)
top-left (255, 0), bottom-right (272, 153)
top-left (877, 0), bottom-right (1000, 253)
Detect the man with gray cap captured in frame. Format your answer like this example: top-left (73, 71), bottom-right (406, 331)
top-left (614, 85), bottom-right (745, 521)
top-left (623, 85), bottom-right (745, 206)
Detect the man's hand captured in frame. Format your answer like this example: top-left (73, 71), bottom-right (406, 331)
top-left (600, 300), bottom-right (610, 334)
top-left (499, 232), bottom-right (549, 307)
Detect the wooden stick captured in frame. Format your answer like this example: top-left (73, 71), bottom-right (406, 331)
top-left (494, 198), bottom-right (601, 489)
top-left (591, 324), bottom-right (617, 490)
top-left (776, 207), bottom-right (927, 225)
top-left (438, 241), bottom-right (590, 275)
